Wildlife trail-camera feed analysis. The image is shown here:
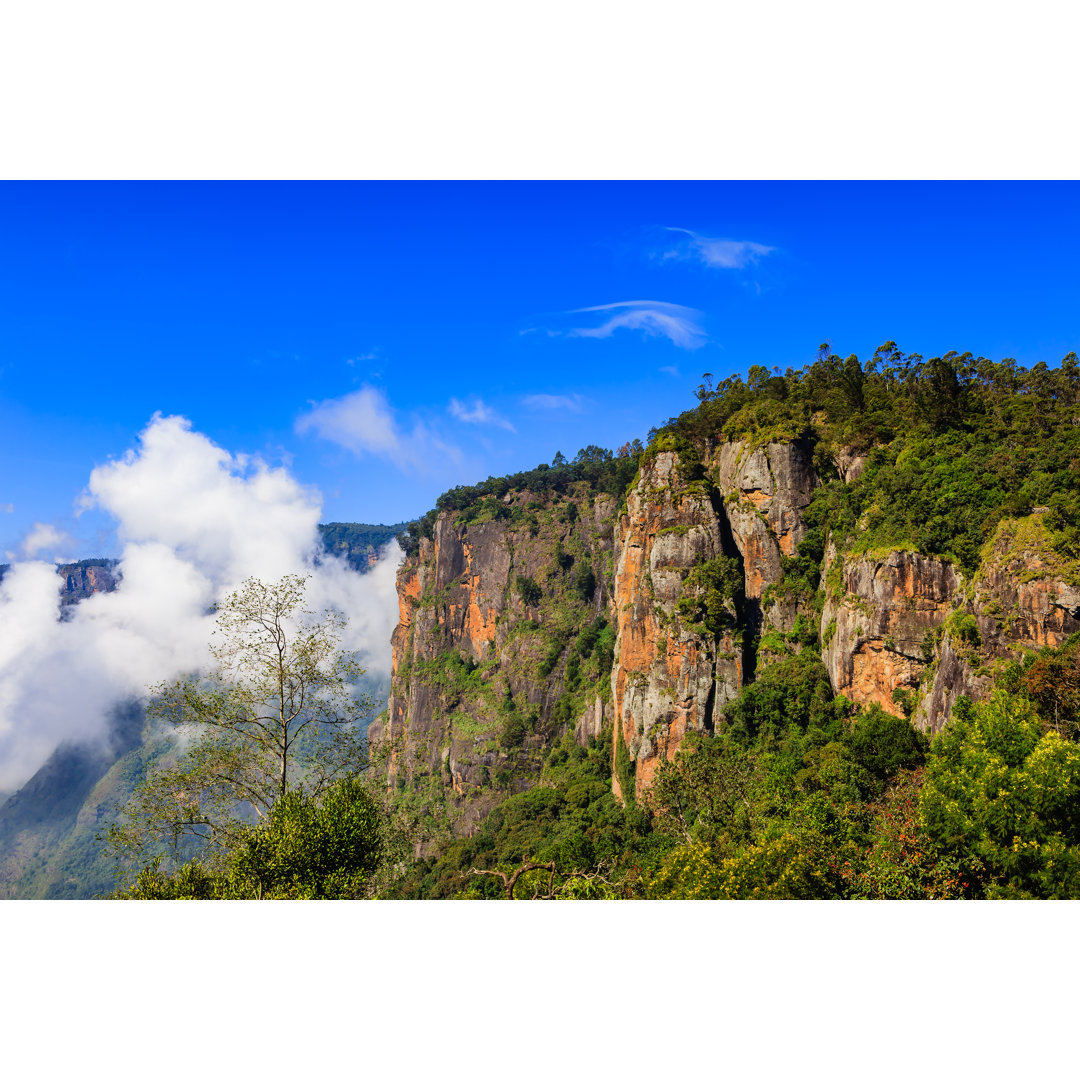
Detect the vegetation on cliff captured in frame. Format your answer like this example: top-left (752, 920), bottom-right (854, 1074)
top-left (657, 344), bottom-right (1080, 576)
top-left (389, 633), bottom-right (1080, 899)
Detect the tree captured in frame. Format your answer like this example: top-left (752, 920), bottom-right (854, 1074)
top-left (108, 575), bottom-right (375, 875)
top-left (919, 691), bottom-right (1080, 898)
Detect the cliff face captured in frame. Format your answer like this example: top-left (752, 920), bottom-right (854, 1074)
top-left (373, 488), bottom-right (616, 830)
top-left (711, 439), bottom-right (819, 632)
top-left (383, 443), bottom-right (1080, 813)
top-left (822, 549), bottom-right (959, 719)
top-left (59, 561), bottom-right (117, 604)
top-left (610, 450), bottom-right (742, 799)
top-left (914, 514), bottom-right (1080, 733)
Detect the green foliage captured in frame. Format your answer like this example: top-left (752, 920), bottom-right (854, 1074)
top-left (430, 444), bottom-right (642, 524)
top-left (515, 573), bottom-right (542, 608)
top-left (997, 632), bottom-right (1080, 737)
top-left (653, 346), bottom-right (1080, 578)
top-left (919, 690), bottom-right (1080, 898)
top-left (117, 778), bottom-right (384, 899)
top-left (723, 650), bottom-right (842, 742)
top-left (230, 777), bottom-right (382, 898)
top-left (676, 556), bottom-right (743, 635)
top-left (847, 706), bottom-right (926, 781)
top-left (570, 560), bottom-right (596, 601)
top-left (386, 730), bottom-right (655, 898)
top-left (614, 725), bottom-right (635, 804)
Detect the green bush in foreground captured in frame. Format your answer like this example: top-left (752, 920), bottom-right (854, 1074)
top-left (117, 777), bottom-right (383, 899)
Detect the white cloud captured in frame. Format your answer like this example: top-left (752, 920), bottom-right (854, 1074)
top-left (0, 414), bottom-right (402, 793)
top-left (21, 523), bottom-right (72, 558)
top-left (295, 385), bottom-right (462, 473)
top-left (448, 397), bottom-right (515, 432)
top-left (660, 365), bottom-right (681, 377)
top-left (568, 300), bottom-right (706, 350)
top-left (663, 227), bottom-right (774, 269)
top-left (521, 393), bottom-right (585, 413)
top-left (0, 504), bottom-right (13, 514)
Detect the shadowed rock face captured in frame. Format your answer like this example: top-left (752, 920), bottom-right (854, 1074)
top-left (710, 441), bottom-right (819, 641)
top-left (59, 563), bottom-right (118, 604)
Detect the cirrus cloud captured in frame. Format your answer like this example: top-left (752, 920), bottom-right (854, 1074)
top-left (567, 300), bottom-right (706, 350)
top-left (662, 227), bottom-right (774, 270)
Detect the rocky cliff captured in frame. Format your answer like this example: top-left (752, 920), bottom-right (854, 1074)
top-left (609, 438), bottom-right (820, 797)
top-left (372, 487), bottom-right (617, 832)
top-left (381, 441), bottom-right (1080, 816)
top-left (58, 560), bottom-right (118, 604)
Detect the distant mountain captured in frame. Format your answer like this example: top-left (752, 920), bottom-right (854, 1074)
top-left (318, 521), bottom-right (409, 571)
top-left (0, 558), bottom-right (119, 604)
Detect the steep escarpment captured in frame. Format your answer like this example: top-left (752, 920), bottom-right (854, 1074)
top-left (609, 437), bottom-right (821, 797)
top-left (382, 347), bottom-right (1080, 832)
top-left (371, 484), bottom-right (618, 831)
top-left (610, 449), bottom-right (742, 799)
top-left (913, 513), bottom-right (1080, 732)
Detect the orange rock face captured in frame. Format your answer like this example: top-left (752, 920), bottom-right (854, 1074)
top-left (611, 451), bottom-right (743, 799)
top-left (822, 550), bottom-right (959, 719)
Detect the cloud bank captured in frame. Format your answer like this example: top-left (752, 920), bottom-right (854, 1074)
top-left (0, 414), bottom-right (401, 793)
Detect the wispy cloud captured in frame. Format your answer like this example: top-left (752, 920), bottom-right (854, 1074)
top-left (659, 365), bottom-right (680, 377)
top-left (0, 503), bottom-right (13, 514)
top-left (21, 523), bottom-right (72, 558)
top-left (448, 397), bottom-right (516, 432)
top-left (663, 227), bottom-right (774, 270)
top-left (521, 393), bottom-right (586, 413)
top-left (295, 386), bottom-right (462, 473)
top-left (567, 300), bottom-right (706, 350)
top-left (345, 351), bottom-right (378, 367)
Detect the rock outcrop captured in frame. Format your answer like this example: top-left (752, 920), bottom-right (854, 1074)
top-left (821, 549), bottom-right (959, 719)
top-left (58, 561), bottom-right (117, 604)
top-left (710, 440), bottom-right (819, 632)
top-left (913, 514), bottom-right (1080, 733)
top-left (610, 450), bottom-right (742, 799)
top-left (373, 488), bottom-right (616, 832)
top-left (973, 515), bottom-right (1080, 654)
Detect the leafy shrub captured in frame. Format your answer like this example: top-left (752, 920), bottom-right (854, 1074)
top-left (515, 574), bottom-right (542, 608)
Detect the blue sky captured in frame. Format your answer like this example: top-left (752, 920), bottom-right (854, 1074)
top-left (2, 181), bottom-right (1078, 560)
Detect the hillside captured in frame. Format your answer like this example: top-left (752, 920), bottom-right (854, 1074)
top-left (372, 345), bottom-right (1080, 898)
